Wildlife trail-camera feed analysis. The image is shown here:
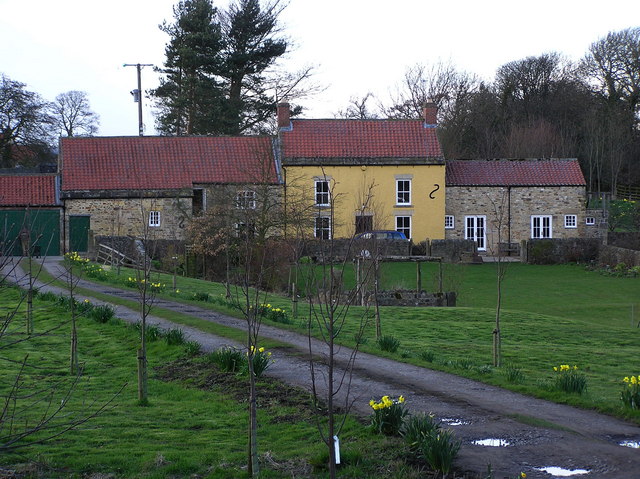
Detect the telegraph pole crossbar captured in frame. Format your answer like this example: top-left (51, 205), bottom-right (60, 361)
top-left (123, 63), bottom-right (153, 136)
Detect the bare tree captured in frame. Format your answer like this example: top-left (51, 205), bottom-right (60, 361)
top-left (300, 174), bottom-right (376, 478)
top-left (48, 91), bottom-right (99, 137)
top-left (485, 189), bottom-right (510, 368)
top-left (581, 27), bottom-right (640, 120)
top-left (383, 61), bottom-right (479, 123)
top-left (336, 92), bottom-right (380, 119)
top-left (0, 74), bottom-right (54, 167)
top-left (230, 147), bottom-right (289, 477)
top-left (61, 253), bottom-right (82, 374)
top-left (133, 200), bottom-right (163, 404)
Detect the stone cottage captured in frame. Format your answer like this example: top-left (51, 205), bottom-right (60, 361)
top-left (59, 136), bottom-right (279, 252)
top-left (445, 159), bottom-right (588, 255)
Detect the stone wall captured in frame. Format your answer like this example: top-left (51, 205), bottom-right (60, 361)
top-left (430, 239), bottom-right (477, 263)
top-left (608, 232), bottom-right (640, 251)
top-left (523, 238), bottom-right (601, 264)
top-left (65, 196), bottom-right (190, 251)
top-left (445, 185), bottom-right (588, 254)
top-left (599, 244), bottom-right (640, 267)
top-left (374, 290), bottom-right (456, 307)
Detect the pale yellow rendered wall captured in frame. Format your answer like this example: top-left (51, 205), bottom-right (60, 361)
top-left (283, 164), bottom-right (446, 241)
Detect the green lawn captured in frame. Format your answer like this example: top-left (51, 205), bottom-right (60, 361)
top-left (0, 286), bottom-right (417, 478)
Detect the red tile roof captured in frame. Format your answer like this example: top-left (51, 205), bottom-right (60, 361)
top-left (280, 119), bottom-right (443, 160)
top-left (446, 159), bottom-right (586, 186)
top-left (0, 175), bottom-right (59, 206)
top-left (60, 136), bottom-right (277, 191)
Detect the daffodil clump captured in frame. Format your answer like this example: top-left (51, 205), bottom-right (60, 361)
top-left (247, 345), bottom-right (273, 377)
top-left (64, 251), bottom-right (89, 265)
top-left (64, 252), bottom-right (108, 279)
top-left (256, 303), bottom-right (290, 324)
top-left (369, 395), bottom-right (408, 435)
top-left (621, 376), bottom-right (640, 409)
top-left (124, 276), bottom-right (166, 292)
top-left (553, 364), bottom-right (587, 394)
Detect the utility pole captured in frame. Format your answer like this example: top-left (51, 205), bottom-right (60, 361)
top-left (124, 63), bottom-right (153, 136)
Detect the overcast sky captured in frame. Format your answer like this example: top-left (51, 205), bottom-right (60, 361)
top-left (1, 0), bottom-right (639, 136)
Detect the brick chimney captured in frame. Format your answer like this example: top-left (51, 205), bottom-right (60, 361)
top-left (277, 102), bottom-right (291, 129)
top-left (423, 102), bottom-right (438, 126)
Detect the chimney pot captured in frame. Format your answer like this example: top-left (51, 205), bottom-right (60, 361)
top-left (277, 102), bottom-right (291, 129)
top-left (423, 102), bottom-right (438, 126)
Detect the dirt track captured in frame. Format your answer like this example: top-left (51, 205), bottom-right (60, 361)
top-left (5, 257), bottom-right (640, 478)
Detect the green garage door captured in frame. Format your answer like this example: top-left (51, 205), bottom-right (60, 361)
top-left (0, 209), bottom-right (61, 256)
top-left (69, 215), bottom-right (90, 253)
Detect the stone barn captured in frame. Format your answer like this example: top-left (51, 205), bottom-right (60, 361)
top-left (445, 159), bottom-right (589, 255)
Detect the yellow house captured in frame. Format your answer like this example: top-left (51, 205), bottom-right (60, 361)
top-left (277, 103), bottom-right (445, 242)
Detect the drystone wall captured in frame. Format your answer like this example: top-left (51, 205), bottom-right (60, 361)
top-left (599, 244), bottom-right (640, 267)
top-left (524, 238), bottom-right (601, 264)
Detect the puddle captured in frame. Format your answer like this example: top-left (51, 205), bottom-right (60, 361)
top-left (534, 466), bottom-right (590, 477)
top-left (440, 417), bottom-right (471, 426)
top-left (620, 440), bottom-right (640, 448)
top-left (472, 438), bottom-right (510, 447)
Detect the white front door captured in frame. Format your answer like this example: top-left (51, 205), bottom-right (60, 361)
top-left (465, 215), bottom-right (486, 251)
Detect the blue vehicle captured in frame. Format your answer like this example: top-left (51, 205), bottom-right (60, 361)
top-left (354, 230), bottom-right (408, 240)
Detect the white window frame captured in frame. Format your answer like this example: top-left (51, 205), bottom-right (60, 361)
top-left (465, 215), bottom-right (486, 251)
top-left (444, 215), bottom-right (455, 229)
top-left (396, 179), bottom-right (411, 205)
top-left (585, 217), bottom-right (596, 226)
top-left (315, 180), bottom-right (330, 206)
top-left (236, 190), bottom-right (256, 210)
top-left (564, 215), bottom-right (577, 229)
top-left (531, 215), bottom-right (552, 239)
top-left (314, 216), bottom-right (331, 239)
top-left (395, 215), bottom-right (411, 239)
top-left (148, 211), bottom-right (160, 227)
